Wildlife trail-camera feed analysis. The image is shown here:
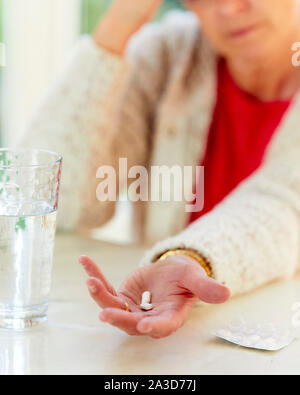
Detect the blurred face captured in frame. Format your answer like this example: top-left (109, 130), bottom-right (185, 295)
top-left (184, 0), bottom-right (300, 61)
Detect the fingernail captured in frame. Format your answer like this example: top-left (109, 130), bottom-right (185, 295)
top-left (99, 312), bottom-right (107, 322)
top-left (79, 255), bottom-right (90, 264)
top-left (139, 325), bottom-right (152, 334)
top-left (100, 314), bottom-right (114, 325)
top-left (88, 285), bottom-right (97, 293)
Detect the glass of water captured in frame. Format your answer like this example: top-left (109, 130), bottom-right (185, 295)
top-left (0, 149), bottom-right (62, 330)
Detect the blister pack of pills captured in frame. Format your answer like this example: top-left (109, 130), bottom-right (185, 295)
top-left (215, 319), bottom-right (295, 351)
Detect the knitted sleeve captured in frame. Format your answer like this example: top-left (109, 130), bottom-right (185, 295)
top-left (140, 110), bottom-right (300, 296)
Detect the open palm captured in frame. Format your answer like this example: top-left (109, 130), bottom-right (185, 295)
top-left (79, 255), bottom-right (230, 338)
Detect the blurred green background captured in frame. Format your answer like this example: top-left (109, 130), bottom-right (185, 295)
top-left (82, 0), bottom-right (183, 33)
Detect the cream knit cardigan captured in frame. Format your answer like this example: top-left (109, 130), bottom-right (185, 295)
top-left (22, 12), bottom-right (300, 296)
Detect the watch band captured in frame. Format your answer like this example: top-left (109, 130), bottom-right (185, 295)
top-left (157, 249), bottom-right (212, 278)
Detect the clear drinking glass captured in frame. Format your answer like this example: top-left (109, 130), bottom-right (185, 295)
top-left (0, 149), bottom-right (62, 330)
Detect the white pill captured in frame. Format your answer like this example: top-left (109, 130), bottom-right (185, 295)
top-left (140, 291), bottom-right (153, 311)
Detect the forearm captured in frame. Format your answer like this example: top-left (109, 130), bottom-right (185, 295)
top-left (93, 0), bottom-right (163, 55)
top-left (93, 7), bottom-right (138, 55)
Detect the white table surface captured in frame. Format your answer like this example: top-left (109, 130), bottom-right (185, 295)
top-left (0, 233), bottom-right (299, 375)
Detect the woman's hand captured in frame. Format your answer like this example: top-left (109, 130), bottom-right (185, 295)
top-left (79, 254), bottom-right (230, 338)
top-left (93, 0), bottom-right (163, 55)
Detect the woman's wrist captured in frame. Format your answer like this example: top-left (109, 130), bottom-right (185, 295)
top-left (93, 0), bottom-right (163, 55)
top-left (157, 249), bottom-right (212, 278)
top-left (93, 5), bottom-right (143, 55)
top-left (93, 15), bottom-right (132, 55)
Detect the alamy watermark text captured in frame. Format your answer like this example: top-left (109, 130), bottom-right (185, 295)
top-left (96, 158), bottom-right (205, 213)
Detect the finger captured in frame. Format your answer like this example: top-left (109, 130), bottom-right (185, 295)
top-left (100, 308), bottom-right (143, 336)
top-left (86, 278), bottom-right (125, 309)
top-left (79, 255), bottom-right (117, 295)
top-left (182, 265), bottom-right (231, 304)
top-left (137, 311), bottom-right (181, 338)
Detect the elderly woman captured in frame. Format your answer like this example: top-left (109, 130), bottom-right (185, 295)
top-left (23, 0), bottom-right (300, 338)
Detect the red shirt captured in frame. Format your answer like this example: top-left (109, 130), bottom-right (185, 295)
top-left (189, 59), bottom-right (291, 224)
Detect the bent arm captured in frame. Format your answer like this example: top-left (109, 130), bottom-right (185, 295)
top-left (19, 37), bottom-right (127, 231)
top-left (20, 20), bottom-right (168, 232)
top-left (141, 129), bottom-right (300, 296)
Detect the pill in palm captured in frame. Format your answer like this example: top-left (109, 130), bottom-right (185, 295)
top-left (140, 291), bottom-right (153, 311)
